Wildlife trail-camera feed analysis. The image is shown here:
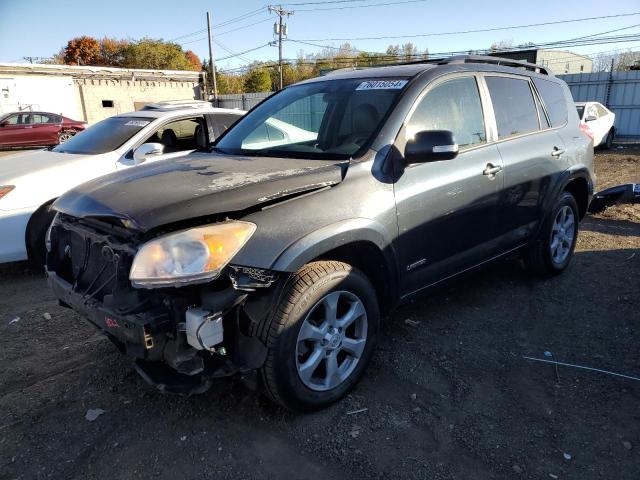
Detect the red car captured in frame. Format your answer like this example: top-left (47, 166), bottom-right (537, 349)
top-left (0, 111), bottom-right (87, 147)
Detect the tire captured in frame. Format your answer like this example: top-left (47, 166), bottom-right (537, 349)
top-left (58, 130), bottom-right (74, 144)
top-left (260, 261), bottom-right (379, 411)
top-left (604, 129), bottom-right (614, 150)
top-left (525, 192), bottom-right (579, 276)
top-left (26, 204), bottom-right (56, 272)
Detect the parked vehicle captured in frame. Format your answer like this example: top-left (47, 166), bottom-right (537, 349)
top-left (46, 56), bottom-right (594, 411)
top-left (576, 101), bottom-right (615, 149)
top-left (0, 102), bottom-right (246, 266)
top-left (0, 111), bottom-right (86, 147)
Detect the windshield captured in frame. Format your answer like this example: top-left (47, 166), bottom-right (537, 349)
top-left (53, 116), bottom-right (152, 154)
top-left (576, 105), bottom-right (585, 119)
top-left (215, 78), bottom-right (408, 159)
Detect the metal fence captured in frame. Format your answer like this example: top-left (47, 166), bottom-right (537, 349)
top-left (559, 71), bottom-right (640, 139)
top-left (213, 92), bottom-right (271, 111)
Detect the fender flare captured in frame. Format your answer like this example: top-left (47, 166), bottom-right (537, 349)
top-left (270, 217), bottom-right (400, 292)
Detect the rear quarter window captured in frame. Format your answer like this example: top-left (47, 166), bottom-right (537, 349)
top-left (533, 78), bottom-right (568, 127)
top-left (485, 76), bottom-right (539, 139)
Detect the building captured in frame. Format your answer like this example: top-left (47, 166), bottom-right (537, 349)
top-left (0, 63), bottom-right (205, 124)
top-left (490, 49), bottom-right (593, 75)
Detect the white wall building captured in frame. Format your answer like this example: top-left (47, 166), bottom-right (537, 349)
top-left (0, 63), bottom-right (204, 124)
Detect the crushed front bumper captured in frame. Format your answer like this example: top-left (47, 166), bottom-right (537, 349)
top-left (45, 215), bottom-right (274, 395)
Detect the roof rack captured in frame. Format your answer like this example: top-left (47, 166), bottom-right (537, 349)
top-left (436, 55), bottom-right (551, 75)
top-left (140, 100), bottom-right (214, 111)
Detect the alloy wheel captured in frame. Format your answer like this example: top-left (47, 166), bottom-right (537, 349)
top-left (295, 290), bottom-right (368, 392)
top-left (550, 205), bottom-right (575, 265)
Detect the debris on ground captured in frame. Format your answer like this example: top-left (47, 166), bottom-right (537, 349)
top-left (404, 318), bottom-right (421, 327)
top-left (622, 441), bottom-right (633, 450)
top-left (512, 464), bottom-right (523, 474)
top-left (85, 409), bottom-right (105, 422)
top-left (349, 425), bottom-right (361, 439)
top-left (346, 408), bottom-right (368, 415)
top-left (43, 312), bottom-right (52, 320)
top-left (8, 317), bottom-right (20, 325)
top-left (410, 393), bottom-right (417, 401)
top-left (563, 452), bottom-right (572, 460)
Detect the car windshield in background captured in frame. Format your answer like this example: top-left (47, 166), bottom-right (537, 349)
top-left (576, 105), bottom-right (585, 119)
top-left (215, 78), bottom-right (408, 160)
top-left (53, 116), bottom-right (151, 154)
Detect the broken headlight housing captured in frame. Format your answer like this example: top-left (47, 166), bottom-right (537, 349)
top-left (129, 221), bottom-right (256, 288)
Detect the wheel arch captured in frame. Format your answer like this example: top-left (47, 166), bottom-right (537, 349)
top-left (563, 174), bottom-right (590, 220)
top-left (24, 198), bottom-right (57, 260)
top-left (270, 218), bottom-right (400, 316)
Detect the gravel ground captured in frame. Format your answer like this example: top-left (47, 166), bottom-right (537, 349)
top-left (0, 148), bottom-right (638, 480)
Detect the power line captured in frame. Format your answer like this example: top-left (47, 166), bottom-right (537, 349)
top-left (180, 18), bottom-right (273, 45)
top-left (168, 6), bottom-right (267, 42)
top-left (295, 0), bottom-right (428, 11)
top-left (217, 43), bottom-right (273, 62)
top-left (296, 11), bottom-right (640, 41)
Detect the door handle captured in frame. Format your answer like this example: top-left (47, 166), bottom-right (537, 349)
top-left (551, 147), bottom-right (566, 157)
top-left (483, 163), bottom-right (502, 176)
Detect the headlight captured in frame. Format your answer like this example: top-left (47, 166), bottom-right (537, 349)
top-left (129, 221), bottom-right (256, 288)
top-left (0, 185), bottom-right (15, 200)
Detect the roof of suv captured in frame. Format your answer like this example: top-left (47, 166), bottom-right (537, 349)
top-left (111, 106), bottom-right (244, 120)
top-left (299, 55), bottom-right (555, 85)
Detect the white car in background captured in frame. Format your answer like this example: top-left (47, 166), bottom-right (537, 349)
top-left (0, 101), bottom-right (246, 266)
top-left (576, 101), bottom-right (616, 149)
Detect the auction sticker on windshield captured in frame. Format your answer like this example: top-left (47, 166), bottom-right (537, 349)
top-left (124, 120), bottom-right (151, 127)
top-left (356, 80), bottom-right (408, 90)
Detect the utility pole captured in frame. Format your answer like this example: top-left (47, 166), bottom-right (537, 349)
top-left (268, 5), bottom-right (293, 90)
top-left (206, 11), bottom-right (218, 101)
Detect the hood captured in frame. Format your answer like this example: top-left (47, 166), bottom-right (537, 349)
top-left (0, 149), bottom-right (86, 182)
top-left (53, 151), bottom-right (346, 232)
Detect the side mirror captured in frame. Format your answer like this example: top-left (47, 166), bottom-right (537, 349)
top-left (585, 115), bottom-right (597, 122)
top-left (133, 142), bottom-right (164, 165)
top-left (404, 130), bottom-right (459, 164)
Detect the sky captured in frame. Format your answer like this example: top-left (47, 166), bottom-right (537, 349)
top-left (1, 0), bottom-right (639, 70)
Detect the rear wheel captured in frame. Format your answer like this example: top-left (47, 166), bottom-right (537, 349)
top-left (525, 192), bottom-right (579, 276)
top-left (260, 261), bottom-right (379, 411)
top-left (605, 129), bottom-right (614, 149)
top-left (58, 130), bottom-right (74, 144)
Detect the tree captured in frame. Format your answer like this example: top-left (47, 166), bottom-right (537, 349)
top-left (184, 50), bottom-right (202, 71)
top-left (99, 37), bottom-right (128, 66)
top-left (593, 50), bottom-right (640, 72)
top-left (243, 67), bottom-right (272, 92)
top-left (490, 39), bottom-right (514, 52)
top-left (120, 39), bottom-right (193, 70)
top-left (63, 36), bottom-right (100, 65)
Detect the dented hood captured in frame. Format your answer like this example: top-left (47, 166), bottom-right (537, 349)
top-left (53, 151), bottom-right (345, 232)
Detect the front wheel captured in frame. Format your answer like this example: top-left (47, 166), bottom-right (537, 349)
top-left (260, 261), bottom-right (379, 411)
top-left (525, 192), bottom-right (579, 276)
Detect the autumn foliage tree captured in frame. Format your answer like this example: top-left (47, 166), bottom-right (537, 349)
top-left (184, 50), bottom-right (202, 71)
top-left (63, 36), bottom-right (100, 65)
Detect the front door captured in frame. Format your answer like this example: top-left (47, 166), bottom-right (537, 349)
top-left (393, 74), bottom-right (504, 297)
top-left (0, 113), bottom-right (33, 146)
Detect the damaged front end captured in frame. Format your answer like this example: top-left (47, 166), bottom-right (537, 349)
top-left (46, 213), bottom-right (282, 395)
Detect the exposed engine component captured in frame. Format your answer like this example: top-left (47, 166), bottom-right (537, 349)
top-left (186, 308), bottom-right (224, 351)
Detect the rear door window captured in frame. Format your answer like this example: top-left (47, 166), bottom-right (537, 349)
top-left (532, 78), bottom-right (568, 127)
top-left (486, 76), bottom-right (539, 139)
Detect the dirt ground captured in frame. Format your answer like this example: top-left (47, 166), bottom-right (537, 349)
top-left (1, 148), bottom-right (638, 480)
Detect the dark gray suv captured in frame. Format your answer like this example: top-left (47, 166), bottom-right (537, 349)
top-left (46, 56), bottom-right (594, 411)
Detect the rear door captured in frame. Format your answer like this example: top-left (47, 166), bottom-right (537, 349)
top-left (393, 74), bottom-right (505, 295)
top-left (483, 74), bottom-right (565, 249)
top-left (30, 113), bottom-right (61, 145)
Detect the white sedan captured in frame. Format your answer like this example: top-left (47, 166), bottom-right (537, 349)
top-left (576, 102), bottom-right (616, 149)
top-left (0, 102), bottom-right (246, 266)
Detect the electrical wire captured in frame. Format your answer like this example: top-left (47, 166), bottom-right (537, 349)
top-left (295, 11), bottom-right (640, 41)
top-left (294, 0), bottom-right (428, 11)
